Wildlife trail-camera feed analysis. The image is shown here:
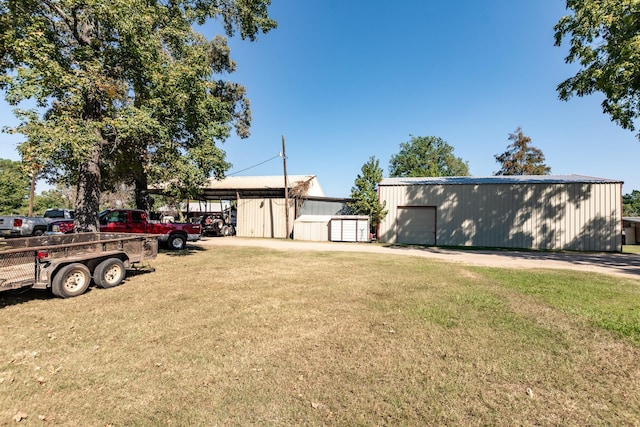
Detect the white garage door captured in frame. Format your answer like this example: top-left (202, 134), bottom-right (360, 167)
top-left (397, 206), bottom-right (436, 245)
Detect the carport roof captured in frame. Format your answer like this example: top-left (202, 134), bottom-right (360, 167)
top-left (195, 175), bottom-right (325, 199)
top-left (379, 175), bottom-right (623, 186)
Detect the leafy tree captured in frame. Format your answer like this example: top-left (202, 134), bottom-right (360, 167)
top-left (623, 190), bottom-right (640, 216)
top-left (0, 158), bottom-right (29, 214)
top-left (554, 1), bottom-right (640, 139)
top-left (347, 156), bottom-right (387, 234)
top-left (0, 0), bottom-right (276, 231)
top-left (32, 188), bottom-right (72, 215)
top-left (389, 135), bottom-right (469, 177)
top-left (100, 183), bottom-right (135, 210)
top-left (494, 127), bottom-right (551, 175)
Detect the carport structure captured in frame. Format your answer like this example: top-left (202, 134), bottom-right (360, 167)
top-left (184, 175), bottom-right (338, 239)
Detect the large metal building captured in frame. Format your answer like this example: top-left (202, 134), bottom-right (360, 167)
top-left (378, 175), bottom-right (623, 252)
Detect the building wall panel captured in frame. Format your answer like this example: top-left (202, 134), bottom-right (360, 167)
top-left (379, 181), bottom-right (622, 252)
top-left (237, 198), bottom-right (294, 239)
top-left (293, 218), bottom-right (330, 241)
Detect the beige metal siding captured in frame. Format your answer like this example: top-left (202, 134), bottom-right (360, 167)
top-left (236, 198), bottom-right (294, 238)
top-left (293, 216), bottom-right (332, 241)
top-left (397, 207), bottom-right (436, 245)
top-left (379, 182), bottom-right (622, 251)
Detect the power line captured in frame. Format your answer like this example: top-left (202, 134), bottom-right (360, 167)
top-left (226, 153), bottom-right (281, 176)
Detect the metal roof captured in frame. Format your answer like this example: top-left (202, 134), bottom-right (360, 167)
top-left (379, 175), bottom-right (623, 186)
top-left (198, 175), bottom-right (325, 199)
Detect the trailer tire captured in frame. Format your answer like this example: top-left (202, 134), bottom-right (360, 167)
top-left (52, 263), bottom-right (91, 298)
top-left (94, 258), bottom-right (126, 289)
top-left (167, 233), bottom-right (187, 250)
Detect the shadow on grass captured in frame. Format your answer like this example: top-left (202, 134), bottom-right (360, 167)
top-left (0, 287), bottom-right (54, 308)
top-left (0, 267), bottom-right (157, 308)
top-left (381, 243), bottom-right (640, 278)
top-left (160, 243), bottom-right (208, 257)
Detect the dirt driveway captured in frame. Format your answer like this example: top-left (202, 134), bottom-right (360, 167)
top-left (197, 237), bottom-right (640, 280)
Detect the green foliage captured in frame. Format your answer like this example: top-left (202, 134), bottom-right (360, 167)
top-left (494, 127), bottom-right (551, 175)
top-left (32, 188), bottom-right (72, 215)
top-left (347, 156), bottom-right (387, 232)
top-left (388, 135), bottom-right (469, 178)
top-left (623, 190), bottom-right (640, 216)
top-left (554, 1), bottom-right (640, 139)
top-left (0, 0), bottom-right (276, 228)
top-left (0, 158), bottom-right (29, 214)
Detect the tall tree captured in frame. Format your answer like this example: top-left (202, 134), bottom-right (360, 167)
top-left (0, 158), bottom-right (29, 214)
top-left (347, 156), bottom-right (387, 234)
top-left (554, 1), bottom-right (640, 139)
top-left (389, 135), bottom-right (469, 178)
top-left (0, 0), bottom-right (276, 231)
top-left (494, 127), bottom-right (551, 176)
top-left (623, 190), bottom-right (640, 216)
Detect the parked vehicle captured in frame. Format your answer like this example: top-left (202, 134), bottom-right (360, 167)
top-left (199, 211), bottom-right (236, 237)
top-left (0, 209), bottom-right (74, 238)
top-left (0, 232), bottom-right (158, 298)
top-left (49, 209), bottom-right (201, 250)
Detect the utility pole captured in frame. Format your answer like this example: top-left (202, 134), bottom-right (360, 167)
top-left (282, 135), bottom-right (290, 239)
top-left (28, 173), bottom-right (36, 217)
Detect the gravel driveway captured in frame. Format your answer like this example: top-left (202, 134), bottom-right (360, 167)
top-left (197, 237), bottom-right (640, 280)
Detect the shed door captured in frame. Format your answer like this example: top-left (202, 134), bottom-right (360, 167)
top-left (397, 206), bottom-right (436, 245)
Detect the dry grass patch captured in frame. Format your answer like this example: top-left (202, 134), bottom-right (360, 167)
top-left (0, 245), bottom-right (639, 425)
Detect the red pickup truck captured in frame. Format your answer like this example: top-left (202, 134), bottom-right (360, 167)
top-left (48, 209), bottom-right (201, 250)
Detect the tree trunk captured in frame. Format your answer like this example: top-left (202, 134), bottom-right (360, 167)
top-left (134, 171), bottom-right (153, 212)
top-left (74, 140), bottom-right (102, 232)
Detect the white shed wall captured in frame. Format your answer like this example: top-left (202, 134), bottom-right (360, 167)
top-left (329, 216), bottom-right (370, 242)
top-left (378, 182), bottom-right (622, 251)
top-left (293, 215), bottom-right (332, 241)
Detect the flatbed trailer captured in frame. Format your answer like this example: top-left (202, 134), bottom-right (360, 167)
top-left (0, 233), bottom-right (158, 298)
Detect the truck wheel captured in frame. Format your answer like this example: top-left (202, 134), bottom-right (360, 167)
top-left (222, 225), bottom-right (230, 236)
top-left (32, 228), bottom-right (45, 236)
top-left (52, 263), bottom-right (91, 298)
top-left (167, 234), bottom-right (187, 250)
top-left (94, 258), bottom-right (126, 289)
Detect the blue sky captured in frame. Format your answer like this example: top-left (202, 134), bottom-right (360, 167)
top-left (1, 0), bottom-right (639, 198)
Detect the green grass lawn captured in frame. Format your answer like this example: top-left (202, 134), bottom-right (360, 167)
top-left (624, 244), bottom-right (640, 254)
top-left (1, 245), bottom-right (638, 426)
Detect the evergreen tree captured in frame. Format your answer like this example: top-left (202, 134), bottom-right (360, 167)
top-left (494, 127), bottom-right (551, 175)
top-left (348, 156), bottom-right (387, 235)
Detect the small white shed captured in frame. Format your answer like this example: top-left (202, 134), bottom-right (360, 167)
top-left (330, 216), bottom-right (370, 242)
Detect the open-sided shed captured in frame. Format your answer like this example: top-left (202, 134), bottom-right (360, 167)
top-left (378, 175), bottom-right (623, 252)
top-left (198, 175), bottom-right (325, 238)
top-left (154, 175), bottom-right (352, 240)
